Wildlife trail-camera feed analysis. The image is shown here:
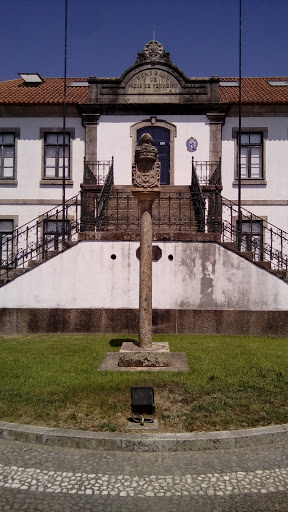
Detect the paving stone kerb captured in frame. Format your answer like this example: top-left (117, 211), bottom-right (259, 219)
top-left (1, 421), bottom-right (288, 452)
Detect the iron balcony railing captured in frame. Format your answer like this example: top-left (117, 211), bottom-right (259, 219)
top-left (222, 197), bottom-right (288, 272)
top-left (81, 190), bottom-right (197, 232)
top-left (194, 159), bottom-right (221, 185)
top-left (81, 158), bottom-right (114, 231)
top-left (191, 157), bottom-right (206, 231)
top-left (83, 159), bottom-right (111, 185)
top-left (95, 157), bottom-right (114, 229)
top-left (1, 159), bottom-right (115, 280)
top-left (0, 194), bottom-right (81, 279)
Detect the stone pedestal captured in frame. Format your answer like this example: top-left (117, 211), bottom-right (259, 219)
top-left (118, 341), bottom-right (170, 367)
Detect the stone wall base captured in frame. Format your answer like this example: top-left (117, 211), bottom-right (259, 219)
top-left (0, 308), bottom-right (288, 337)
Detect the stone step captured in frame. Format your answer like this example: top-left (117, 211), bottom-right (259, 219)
top-left (106, 202), bottom-right (196, 214)
top-left (238, 250), bottom-right (254, 261)
top-left (8, 268), bottom-right (28, 279)
top-left (256, 260), bottom-right (271, 270)
top-left (223, 241), bottom-right (238, 251)
top-left (61, 240), bottom-right (78, 250)
top-left (272, 269), bottom-right (288, 280)
top-left (77, 230), bottom-right (220, 242)
top-left (112, 185), bottom-right (192, 194)
top-left (28, 259), bottom-right (44, 269)
top-left (0, 277), bottom-right (12, 287)
top-left (43, 250), bottom-right (60, 260)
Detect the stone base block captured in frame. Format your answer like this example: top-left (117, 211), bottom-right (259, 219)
top-left (118, 342), bottom-right (170, 368)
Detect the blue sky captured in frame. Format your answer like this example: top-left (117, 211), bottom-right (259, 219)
top-left (1, 0), bottom-right (288, 82)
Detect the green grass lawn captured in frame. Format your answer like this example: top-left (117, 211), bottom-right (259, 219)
top-left (1, 333), bottom-right (288, 433)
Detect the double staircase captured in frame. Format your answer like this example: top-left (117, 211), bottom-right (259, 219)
top-left (1, 161), bottom-right (288, 286)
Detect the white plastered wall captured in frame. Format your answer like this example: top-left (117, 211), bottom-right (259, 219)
top-left (0, 117), bottom-right (85, 200)
top-left (0, 241), bottom-right (287, 311)
top-left (222, 117), bottom-right (288, 198)
top-left (0, 117), bottom-right (85, 231)
top-left (97, 115), bottom-right (210, 185)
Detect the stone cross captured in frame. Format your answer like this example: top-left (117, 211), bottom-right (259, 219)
top-left (132, 133), bottom-right (160, 348)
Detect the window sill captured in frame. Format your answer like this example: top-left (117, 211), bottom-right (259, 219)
top-left (233, 179), bottom-right (267, 186)
top-left (0, 179), bottom-right (18, 185)
top-left (40, 179), bottom-right (74, 186)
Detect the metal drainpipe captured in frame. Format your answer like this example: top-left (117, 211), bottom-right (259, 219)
top-left (237, 0), bottom-right (242, 252)
top-left (62, 0), bottom-right (68, 242)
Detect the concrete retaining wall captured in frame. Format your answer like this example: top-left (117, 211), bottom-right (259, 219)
top-left (0, 240), bottom-right (287, 336)
top-left (0, 307), bottom-right (288, 337)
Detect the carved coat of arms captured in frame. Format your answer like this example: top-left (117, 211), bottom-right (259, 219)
top-left (132, 133), bottom-right (160, 189)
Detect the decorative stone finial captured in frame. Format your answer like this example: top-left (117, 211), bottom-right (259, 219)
top-left (136, 40), bottom-right (172, 65)
top-left (132, 133), bottom-right (160, 189)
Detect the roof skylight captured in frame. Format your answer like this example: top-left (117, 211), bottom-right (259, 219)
top-left (69, 81), bottom-right (89, 87)
top-left (219, 81), bottom-right (239, 87)
top-left (18, 73), bottom-right (43, 84)
top-left (267, 80), bottom-right (288, 86)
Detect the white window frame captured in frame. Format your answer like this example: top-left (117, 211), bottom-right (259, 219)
top-left (0, 129), bottom-right (19, 183)
top-left (40, 128), bottom-right (75, 185)
top-left (232, 128), bottom-right (267, 185)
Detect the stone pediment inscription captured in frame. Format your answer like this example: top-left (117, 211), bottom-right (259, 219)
top-left (86, 41), bottom-right (219, 105)
top-left (125, 70), bottom-right (181, 94)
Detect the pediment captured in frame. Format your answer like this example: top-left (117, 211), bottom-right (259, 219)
top-left (85, 41), bottom-right (220, 107)
top-left (124, 68), bottom-right (182, 95)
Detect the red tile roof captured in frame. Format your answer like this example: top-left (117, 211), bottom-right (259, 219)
top-left (0, 78), bottom-right (89, 105)
top-left (1, 76), bottom-right (288, 105)
top-left (219, 77), bottom-right (288, 104)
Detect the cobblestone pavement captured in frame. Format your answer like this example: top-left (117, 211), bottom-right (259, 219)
top-left (1, 438), bottom-right (288, 511)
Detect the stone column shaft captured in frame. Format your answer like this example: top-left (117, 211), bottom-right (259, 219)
top-left (207, 113), bottom-right (225, 164)
top-left (82, 114), bottom-right (100, 175)
top-left (139, 200), bottom-right (153, 348)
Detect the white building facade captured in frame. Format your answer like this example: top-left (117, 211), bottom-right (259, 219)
top-left (0, 41), bottom-right (287, 335)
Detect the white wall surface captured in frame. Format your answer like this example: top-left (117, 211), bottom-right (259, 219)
top-left (173, 115), bottom-right (209, 185)
top-left (222, 116), bottom-right (288, 203)
top-left (97, 115), bottom-right (209, 185)
top-left (0, 117), bottom-right (85, 201)
top-left (1, 241), bottom-right (287, 310)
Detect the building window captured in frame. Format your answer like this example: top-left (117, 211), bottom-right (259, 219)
top-left (44, 133), bottom-right (70, 179)
top-left (0, 220), bottom-right (13, 267)
top-left (232, 128), bottom-right (267, 185)
top-left (239, 220), bottom-right (263, 261)
top-left (238, 133), bottom-right (263, 179)
top-left (43, 219), bottom-right (70, 251)
top-left (0, 133), bottom-right (15, 179)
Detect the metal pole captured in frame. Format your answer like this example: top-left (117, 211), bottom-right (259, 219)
top-left (237, 0), bottom-right (242, 251)
top-left (62, 0), bottom-right (68, 242)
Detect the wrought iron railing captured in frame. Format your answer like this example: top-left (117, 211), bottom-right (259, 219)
top-left (83, 190), bottom-right (196, 232)
top-left (222, 197), bottom-right (288, 272)
top-left (191, 157), bottom-right (206, 231)
top-left (83, 160), bottom-right (111, 185)
top-left (0, 195), bottom-right (81, 279)
top-left (209, 159), bottom-right (222, 186)
top-left (81, 158), bottom-right (114, 231)
top-left (194, 160), bottom-right (221, 185)
top-left (95, 157), bottom-right (114, 230)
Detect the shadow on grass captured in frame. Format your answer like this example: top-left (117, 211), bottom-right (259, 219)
top-left (109, 339), bottom-right (138, 348)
